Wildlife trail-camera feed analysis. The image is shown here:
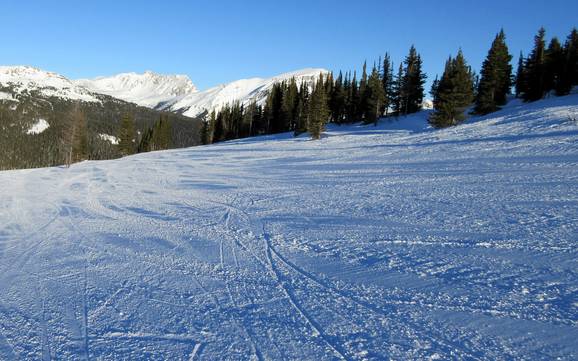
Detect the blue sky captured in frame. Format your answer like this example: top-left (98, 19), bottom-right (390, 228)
top-left (1, 0), bottom-right (576, 90)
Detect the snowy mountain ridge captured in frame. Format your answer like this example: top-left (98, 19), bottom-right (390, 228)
top-left (0, 65), bottom-right (101, 103)
top-left (77, 68), bottom-right (329, 117)
top-left (157, 68), bottom-right (328, 117)
top-left (74, 71), bottom-right (198, 109)
top-left (0, 65), bottom-right (328, 118)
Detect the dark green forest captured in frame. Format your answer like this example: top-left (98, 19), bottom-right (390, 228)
top-left (0, 87), bottom-right (202, 170)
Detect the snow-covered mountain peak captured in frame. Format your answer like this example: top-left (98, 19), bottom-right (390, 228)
top-left (0, 65), bottom-right (101, 103)
top-left (74, 71), bottom-right (197, 108)
top-left (160, 67), bottom-right (329, 117)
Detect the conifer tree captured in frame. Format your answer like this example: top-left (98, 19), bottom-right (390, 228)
top-left (381, 54), bottom-right (394, 116)
top-left (330, 71), bottom-right (346, 124)
top-left (347, 71), bottom-right (359, 122)
top-left (281, 78), bottom-right (299, 131)
top-left (556, 28), bottom-right (578, 95)
top-left (365, 65), bottom-right (386, 125)
top-left (515, 51), bottom-right (525, 97)
top-left (522, 28), bottom-right (547, 101)
top-left (399, 46), bottom-right (426, 114)
top-left (544, 37), bottom-right (564, 94)
top-left (64, 105), bottom-right (88, 166)
top-left (430, 50), bottom-right (475, 128)
top-left (392, 63), bottom-right (404, 114)
top-left (307, 74), bottom-right (329, 139)
top-left (294, 81), bottom-right (310, 135)
top-left (359, 62), bottom-right (368, 120)
top-left (118, 113), bottom-right (136, 156)
top-left (201, 111), bottom-right (216, 145)
top-left (474, 29), bottom-right (513, 114)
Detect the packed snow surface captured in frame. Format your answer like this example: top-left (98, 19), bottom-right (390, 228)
top-left (26, 118), bottom-right (50, 135)
top-left (0, 95), bottom-right (577, 360)
top-left (0, 66), bottom-right (100, 103)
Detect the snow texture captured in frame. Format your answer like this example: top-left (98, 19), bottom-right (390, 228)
top-left (26, 119), bottom-right (50, 135)
top-left (0, 66), bottom-right (101, 103)
top-left (0, 95), bottom-right (577, 360)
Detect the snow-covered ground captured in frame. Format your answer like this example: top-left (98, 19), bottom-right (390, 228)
top-left (0, 95), bottom-right (577, 360)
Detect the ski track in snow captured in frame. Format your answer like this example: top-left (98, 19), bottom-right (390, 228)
top-left (0, 95), bottom-right (578, 359)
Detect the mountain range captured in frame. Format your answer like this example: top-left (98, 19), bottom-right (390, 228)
top-left (74, 67), bottom-right (328, 117)
top-left (0, 65), bottom-right (326, 169)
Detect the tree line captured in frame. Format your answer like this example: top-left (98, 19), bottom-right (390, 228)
top-left (201, 26), bottom-right (578, 143)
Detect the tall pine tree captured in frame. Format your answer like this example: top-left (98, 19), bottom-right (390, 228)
top-left (521, 28), bottom-right (547, 101)
top-left (399, 45), bottom-right (426, 115)
top-left (307, 74), bottom-right (329, 139)
top-left (430, 50), bottom-right (475, 128)
top-left (474, 29), bottom-right (513, 114)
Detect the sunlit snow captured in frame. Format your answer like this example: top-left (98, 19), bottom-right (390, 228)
top-left (0, 95), bottom-right (577, 359)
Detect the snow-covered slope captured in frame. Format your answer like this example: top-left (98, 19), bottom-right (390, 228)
top-left (0, 66), bottom-right (100, 103)
top-left (75, 68), bottom-right (328, 117)
top-left (0, 95), bottom-right (577, 359)
top-left (74, 71), bottom-right (197, 108)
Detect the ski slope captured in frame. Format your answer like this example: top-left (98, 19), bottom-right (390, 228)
top-left (0, 95), bottom-right (577, 360)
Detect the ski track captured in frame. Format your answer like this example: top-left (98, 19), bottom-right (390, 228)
top-left (0, 95), bottom-right (578, 359)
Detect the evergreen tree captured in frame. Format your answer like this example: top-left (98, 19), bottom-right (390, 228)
top-left (430, 75), bottom-right (439, 104)
top-left (281, 78), bottom-right (299, 131)
top-left (347, 71), bottom-right (359, 122)
top-left (544, 37), bottom-right (564, 93)
top-left (64, 105), bottom-right (88, 166)
top-left (430, 50), bottom-right (475, 128)
top-left (307, 74), bottom-right (329, 139)
top-left (294, 81), bottom-right (310, 135)
top-left (556, 28), bottom-right (578, 95)
top-left (330, 71), bottom-right (346, 124)
top-left (200, 111), bottom-right (216, 145)
top-left (118, 113), bottom-right (136, 156)
top-left (392, 63), bottom-right (404, 114)
top-left (474, 29), bottom-right (513, 114)
top-left (365, 65), bottom-right (386, 125)
top-left (522, 28), bottom-right (547, 101)
top-left (381, 54), bottom-right (394, 116)
top-left (399, 46), bottom-right (426, 114)
top-left (515, 51), bottom-right (525, 97)
top-left (359, 62), bottom-right (368, 120)
top-left (151, 115), bottom-right (172, 150)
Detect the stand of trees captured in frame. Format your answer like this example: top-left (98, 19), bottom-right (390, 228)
top-left (202, 45), bottom-right (427, 144)
top-left (429, 27), bottom-right (578, 128)
top-left (200, 26), bottom-right (577, 140)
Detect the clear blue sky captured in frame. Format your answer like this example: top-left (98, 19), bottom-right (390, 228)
top-left (1, 0), bottom-right (576, 90)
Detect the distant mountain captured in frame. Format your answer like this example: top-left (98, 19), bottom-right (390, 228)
top-left (0, 65), bottom-right (101, 103)
top-left (74, 71), bottom-right (197, 108)
top-left (0, 66), bottom-right (201, 170)
top-left (76, 68), bottom-right (328, 117)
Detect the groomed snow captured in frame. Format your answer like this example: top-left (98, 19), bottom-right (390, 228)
top-left (0, 95), bottom-right (577, 359)
top-left (26, 118), bottom-right (50, 135)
